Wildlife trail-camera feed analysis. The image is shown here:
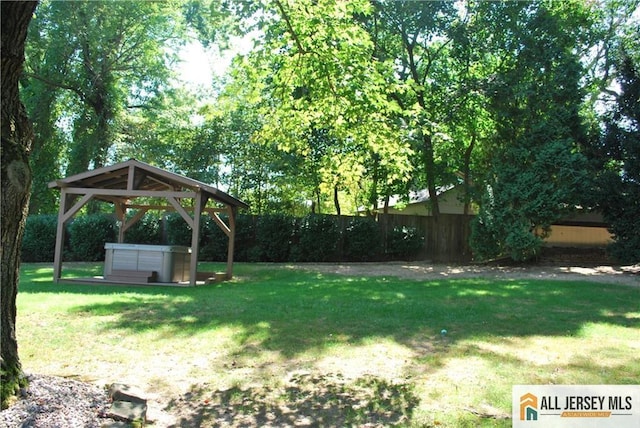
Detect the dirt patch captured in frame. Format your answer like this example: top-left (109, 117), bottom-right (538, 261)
top-left (164, 372), bottom-right (418, 427)
top-left (286, 261), bottom-right (640, 287)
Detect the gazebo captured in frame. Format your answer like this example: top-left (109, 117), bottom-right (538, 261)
top-left (48, 159), bottom-right (249, 286)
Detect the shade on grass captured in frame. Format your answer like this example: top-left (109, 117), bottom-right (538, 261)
top-left (20, 263), bottom-right (639, 355)
top-left (16, 263), bottom-right (640, 427)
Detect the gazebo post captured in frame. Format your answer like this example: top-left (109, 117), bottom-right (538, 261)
top-left (115, 202), bottom-right (126, 243)
top-left (52, 189), bottom-right (69, 283)
top-left (189, 192), bottom-right (204, 286)
top-left (52, 189), bottom-right (93, 282)
top-left (226, 205), bottom-right (237, 279)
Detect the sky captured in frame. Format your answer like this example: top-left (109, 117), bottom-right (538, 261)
top-left (176, 34), bottom-right (255, 91)
top-left (177, 42), bottom-right (217, 88)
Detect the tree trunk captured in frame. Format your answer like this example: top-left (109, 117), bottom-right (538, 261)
top-left (463, 131), bottom-right (476, 216)
top-left (423, 134), bottom-right (440, 219)
top-left (1, 0), bottom-right (38, 409)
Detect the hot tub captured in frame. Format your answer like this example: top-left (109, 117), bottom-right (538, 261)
top-left (104, 243), bottom-right (191, 283)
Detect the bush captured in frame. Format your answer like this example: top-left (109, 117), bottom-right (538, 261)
top-left (387, 226), bottom-right (424, 259)
top-left (505, 227), bottom-right (544, 262)
top-left (22, 215), bottom-right (58, 262)
top-left (67, 214), bottom-right (117, 261)
top-left (608, 228), bottom-right (640, 265)
top-left (296, 214), bottom-right (341, 261)
top-left (123, 212), bottom-right (162, 244)
top-left (469, 210), bottom-right (502, 261)
top-left (164, 212), bottom-right (193, 246)
top-left (233, 214), bottom-right (257, 262)
top-left (165, 213), bottom-right (234, 259)
top-left (200, 215), bottom-right (229, 261)
top-left (343, 217), bottom-right (382, 261)
top-left (255, 214), bottom-right (295, 262)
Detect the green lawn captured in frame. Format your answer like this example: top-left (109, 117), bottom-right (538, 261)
top-left (16, 263), bottom-right (640, 427)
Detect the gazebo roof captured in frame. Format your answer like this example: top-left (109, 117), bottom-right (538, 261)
top-left (48, 158), bottom-right (248, 209)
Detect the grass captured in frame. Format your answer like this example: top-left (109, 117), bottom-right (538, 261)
top-left (15, 262), bottom-right (640, 427)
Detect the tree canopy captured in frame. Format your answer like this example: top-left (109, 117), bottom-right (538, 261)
top-left (21, 0), bottom-right (640, 262)
top-left (24, 0), bottom-right (186, 213)
top-left (589, 42), bottom-right (640, 263)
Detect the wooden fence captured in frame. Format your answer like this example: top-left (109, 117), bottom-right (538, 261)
top-left (376, 213), bottom-right (475, 262)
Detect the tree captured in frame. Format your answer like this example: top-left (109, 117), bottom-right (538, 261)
top-left (1, 0), bottom-right (38, 408)
top-left (364, 0), bottom-right (460, 218)
top-left (579, 0), bottom-right (640, 263)
top-left (594, 50), bottom-right (640, 263)
top-left (470, 1), bottom-right (595, 261)
top-left (225, 0), bottom-right (413, 215)
top-left (19, 0), bottom-right (78, 214)
top-left (23, 0), bottom-right (185, 213)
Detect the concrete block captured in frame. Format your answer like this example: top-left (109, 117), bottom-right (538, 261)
top-left (108, 383), bottom-right (147, 405)
top-left (106, 400), bottom-right (147, 424)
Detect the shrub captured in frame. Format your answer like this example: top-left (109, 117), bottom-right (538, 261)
top-left (200, 215), bottom-right (229, 261)
top-left (22, 214), bottom-right (58, 262)
top-left (608, 231), bottom-right (640, 265)
top-left (165, 213), bottom-right (233, 259)
top-left (343, 217), bottom-right (382, 261)
top-left (123, 212), bottom-right (162, 245)
top-left (233, 214), bottom-right (257, 262)
top-left (505, 227), bottom-right (544, 262)
top-left (296, 214), bottom-right (340, 261)
top-left (164, 212), bottom-right (193, 246)
top-left (387, 226), bottom-right (424, 259)
top-left (67, 214), bottom-right (117, 261)
top-left (255, 214), bottom-right (295, 262)
top-left (469, 210), bottom-right (502, 261)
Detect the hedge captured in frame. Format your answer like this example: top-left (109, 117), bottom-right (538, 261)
top-left (386, 225), bottom-right (424, 259)
top-left (22, 212), bottom-right (425, 263)
top-left (22, 214), bottom-right (58, 262)
top-left (292, 214), bottom-right (341, 262)
top-left (123, 212), bottom-right (162, 245)
top-left (254, 214), bottom-right (296, 262)
top-left (67, 214), bottom-right (117, 261)
top-left (343, 216), bottom-right (382, 261)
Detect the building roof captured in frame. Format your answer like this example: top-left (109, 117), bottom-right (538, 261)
top-left (378, 185), bottom-right (458, 208)
top-left (48, 158), bottom-right (249, 209)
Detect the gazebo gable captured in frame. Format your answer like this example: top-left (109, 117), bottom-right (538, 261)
top-left (48, 158), bottom-right (248, 209)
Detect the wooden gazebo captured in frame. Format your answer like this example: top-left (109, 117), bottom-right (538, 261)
top-left (48, 159), bottom-right (249, 286)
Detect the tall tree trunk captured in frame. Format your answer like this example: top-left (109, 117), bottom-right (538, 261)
top-left (333, 185), bottom-right (341, 216)
top-left (423, 134), bottom-right (440, 219)
top-left (463, 131), bottom-right (476, 216)
top-left (1, 0), bottom-right (38, 409)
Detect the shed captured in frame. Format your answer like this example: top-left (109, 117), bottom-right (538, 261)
top-left (372, 185), bottom-right (611, 248)
top-left (48, 159), bottom-right (249, 286)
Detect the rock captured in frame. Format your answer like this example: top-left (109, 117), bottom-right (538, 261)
top-left (106, 400), bottom-right (147, 424)
top-left (105, 383), bottom-right (148, 425)
top-left (108, 383), bottom-right (147, 405)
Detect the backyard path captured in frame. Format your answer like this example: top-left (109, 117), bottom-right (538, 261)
top-left (288, 261), bottom-right (640, 287)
